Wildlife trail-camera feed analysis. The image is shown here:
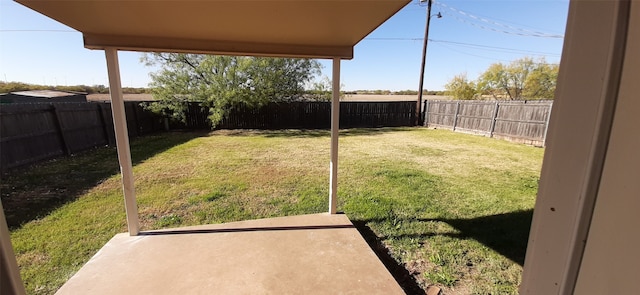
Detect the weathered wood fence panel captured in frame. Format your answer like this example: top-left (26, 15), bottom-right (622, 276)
top-left (0, 104), bottom-right (66, 170)
top-left (341, 101), bottom-right (415, 128)
top-left (0, 102), bottom-right (164, 172)
top-left (2, 98), bottom-right (546, 171)
top-left (424, 100), bottom-right (553, 146)
top-left (180, 101), bottom-right (416, 130)
top-left (1, 101), bottom-right (415, 171)
top-left (54, 103), bottom-right (107, 153)
top-left (219, 102), bottom-right (329, 129)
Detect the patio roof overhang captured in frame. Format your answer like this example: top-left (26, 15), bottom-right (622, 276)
top-left (4, 1), bottom-right (412, 294)
top-left (10, 0), bottom-right (411, 234)
top-left (15, 0), bottom-right (410, 59)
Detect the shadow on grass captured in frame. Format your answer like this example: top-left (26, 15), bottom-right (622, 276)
top-left (363, 210), bottom-right (534, 266)
top-left (351, 220), bottom-right (427, 295)
top-left (213, 127), bottom-right (414, 139)
top-left (1, 131), bottom-right (208, 229)
top-left (434, 210), bottom-right (533, 266)
top-left (350, 210), bottom-right (532, 293)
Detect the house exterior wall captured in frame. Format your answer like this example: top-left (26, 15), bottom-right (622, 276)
top-left (574, 1), bottom-right (640, 293)
top-left (520, 0), bottom-right (634, 293)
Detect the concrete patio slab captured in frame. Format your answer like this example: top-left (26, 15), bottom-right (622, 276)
top-left (55, 213), bottom-right (405, 295)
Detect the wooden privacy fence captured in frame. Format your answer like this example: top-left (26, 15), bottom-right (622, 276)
top-left (0, 102), bottom-right (164, 172)
top-left (1, 100), bottom-right (415, 171)
top-left (178, 101), bottom-right (416, 129)
top-left (423, 100), bottom-right (553, 147)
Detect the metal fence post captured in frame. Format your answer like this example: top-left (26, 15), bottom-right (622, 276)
top-left (489, 101), bottom-right (500, 138)
top-left (452, 101), bottom-right (461, 131)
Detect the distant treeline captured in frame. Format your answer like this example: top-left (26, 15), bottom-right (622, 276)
top-left (0, 82), bottom-right (149, 95)
top-left (1, 81), bottom-right (444, 97)
top-left (343, 89), bottom-right (445, 96)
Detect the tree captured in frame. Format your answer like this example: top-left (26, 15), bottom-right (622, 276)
top-left (0, 82), bottom-right (118, 94)
top-left (142, 53), bottom-right (321, 126)
top-left (523, 63), bottom-right (559, 99)
top-left (394, 90), bottom-right (419, 95)
top-left (476, 57), bottom-right (557, 100)
top-left (307, 76), bottom-right (347, 101)
top-left (476, 63), bottom-right (508, 99)
top-left (444, 73), bottom-right (477, 100)
top-left (0, 82), bottom-right (47, 93)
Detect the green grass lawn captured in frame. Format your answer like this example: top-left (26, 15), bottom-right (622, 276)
top-left (3, 128), bottom-right (544, 294)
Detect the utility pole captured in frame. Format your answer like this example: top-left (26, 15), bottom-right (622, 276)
top-left (417, 0), bottom-right (435, 126)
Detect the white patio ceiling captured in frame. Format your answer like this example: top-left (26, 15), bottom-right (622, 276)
top-left (15, 0), bottom-right (410, 59)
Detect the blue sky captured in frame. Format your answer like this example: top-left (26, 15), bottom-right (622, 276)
top-left (0, 0), bottom-right (569, 91)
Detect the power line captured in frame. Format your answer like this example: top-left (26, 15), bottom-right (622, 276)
top-left (440, 10), bottom-right (563, 38)
top-left (430, 39), bottom-right (561, 56)
top-left (3, 30), bottom-right (560, 59)
top-left (435, 1), bottom-right (564, 38)
top-left (366, 37), bottom-right (422, 41)
top-left (364, 37), bottom-right (561, 57)
top-left (0, 29), bottom-right (77, 33)
top-left (435, 43), bottom-right (560, 65)
top-left (436, 43), bottom-right (514, 63)
top-left (446, 5), bottom-right (565, 35)
top-left (436, 2), bottom-right (544, 35)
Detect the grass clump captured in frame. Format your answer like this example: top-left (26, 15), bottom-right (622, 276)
top-left (4, 128), bottom-right (543, 294)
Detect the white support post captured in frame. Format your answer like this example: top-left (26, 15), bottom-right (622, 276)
top-left (1, 202), bottom-right (26, 295)
top-left (105, 48), bottom-right (139, 236)
top-left (328, 58), bottom-right (340, 214)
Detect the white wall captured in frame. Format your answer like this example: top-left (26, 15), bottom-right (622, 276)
top-left (574, 1), bottom-right (640, 293)
top-left (520, 0), bottom-right (636, 293)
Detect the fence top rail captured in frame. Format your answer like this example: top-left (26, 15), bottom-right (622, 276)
top-left (426, 101), bottom-right (495, 105)
top-left (425, 99), bottom-right (553, 104)
top-left (183, 100), bottom-right (418, 106)
top-left (1, 102), bottom-right (101, 106)
top-left (341, 100), bottom-right (416, 103)
top-left (425, 100), bottom-right (460, 104)
top-left (0, 101), bottom-right (152, 106)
